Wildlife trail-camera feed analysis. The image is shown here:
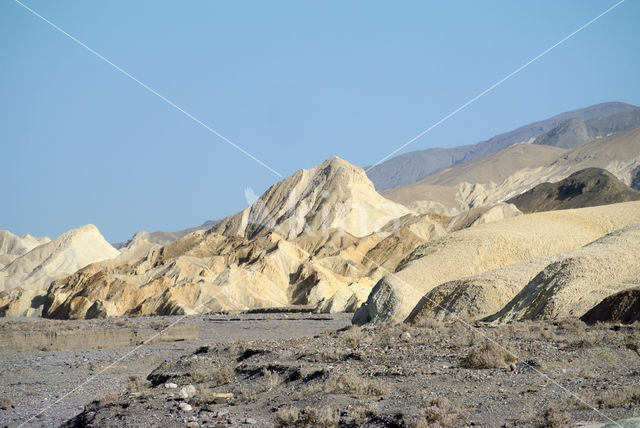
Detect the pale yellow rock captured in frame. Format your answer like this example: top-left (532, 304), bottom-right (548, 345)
top-left (356, 201), bottom-right (640, 324)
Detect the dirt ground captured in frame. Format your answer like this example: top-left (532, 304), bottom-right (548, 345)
top-left (1, 314), bottom-right (640, 427)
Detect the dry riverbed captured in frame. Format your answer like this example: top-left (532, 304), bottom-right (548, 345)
top-left (1, 315), bottom-right (640, 427)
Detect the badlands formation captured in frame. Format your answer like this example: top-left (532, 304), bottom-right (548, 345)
top-left (2, 108), bottom-right (640, 331)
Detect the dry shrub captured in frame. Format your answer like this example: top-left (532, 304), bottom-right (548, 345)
top-left (216, 365), bottom-right (235, 385)
top-left (416, 396), bottom-right (469, 427)
top-left (556, 318), bottom-right (586, 333)
top-left (261, 369), bottom-right (282, 391)
top-left (461, 340), bottom-right (517, 369)
top-left (238, 387), bottom-right (256, 403)
top-left (275, 406), bottom-right (300, 426)
top-left (95, 393), bottom-right (118, 408)
top-left (126, 375), bottom-right (150, 397)
top-left (350, 404), bottom-right (377, 424)
top-left (321, 348), bottom-right (346, 362)
top-left (324, 372), bottom-right (386, 397)
top-left (596, 385), bottom-right (640, 408)
top-left (300, 406), bottom-right (339, 428)
top-left (538, 406), bottom-right (570, 427)
top-left (342, 326), bottom-right (365, 348)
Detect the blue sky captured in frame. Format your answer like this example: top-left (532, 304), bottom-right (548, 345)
top-left (1, 0), bottom-right (638, 242)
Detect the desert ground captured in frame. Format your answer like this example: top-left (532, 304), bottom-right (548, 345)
top-left (1, 313), bottom-right (639, 428)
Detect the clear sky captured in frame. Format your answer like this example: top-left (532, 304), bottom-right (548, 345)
top-left (1, 0), bottom-right (639, 243)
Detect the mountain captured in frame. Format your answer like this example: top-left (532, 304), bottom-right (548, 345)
top-left (382, 125), bottom-right (640, 214)
top-left (353, 201), bottom-right (640, 325)
top-left (114, 220), bottom-right (218, 260)
top-left (507, 168), bottom-right (640, 213)
top-left (0, 224), bottom-right (119, 292)
top-left (211, 157), bottom-right (409, 240)
top-left (35, 158), bottom-right (425, 319)
top-left (532, 108), bottom-right (640, 149)
top-left (0, 231), bottom-right (50, 269)
top-left (366, 102), bottom-right (638, 190)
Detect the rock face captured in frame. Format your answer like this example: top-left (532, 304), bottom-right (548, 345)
top-left (485, 222), bottom-right (640, 323)
top-left (580, 286), bottom-right (640, 325)
top-left (355, 201), bottom-right (640, 325)
top-left (367, 102), bottom-right (638, 190)
top-left (212, 157), bottom-right (409, 240)
top-left (508, 167), bottom-right (640, 213)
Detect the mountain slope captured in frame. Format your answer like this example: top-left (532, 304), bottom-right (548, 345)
top-left (382, 125), bottom-right (640, 213)
top-left (0, 225), bottom-right (119, 292)
top-left (353, 201), bottom-right (640, 325)
top-left (485, 222), bottom-right (640, 323)
top-left (507, 167), bottom-right (640, 213)
top-left (366, 102), bottom-right (637, 190)
top-left (212, 157), bottom-right (409, 239)
top-left (0, 231), bottom-right (50, 269)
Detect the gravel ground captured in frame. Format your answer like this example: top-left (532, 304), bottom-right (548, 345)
top-left (0, 313), bottom-right (351, 427)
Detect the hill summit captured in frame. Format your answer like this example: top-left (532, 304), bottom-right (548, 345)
top-left (212, 157), bottom-right (409, 239)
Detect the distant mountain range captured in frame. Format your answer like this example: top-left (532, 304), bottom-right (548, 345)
top-left (366, 102), bottom-right (640, 190)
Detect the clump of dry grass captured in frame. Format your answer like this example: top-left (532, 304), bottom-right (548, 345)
top-left (538, 406), bottom-right (570, 428)
top-left (261, 369), bottom-right (282, 391)
top-left (342, 326), bottom-right (365, 348)
top-left (461, 340), bottom-right (517, 369)
top-left (320, 348), bottom-right (346, 362)
top-left (596, 385), bottom-right (640, 409)
top-left (324, 372), bottom-right (386, 397)
top-left (349, 404), bottom-right (377, 424)
top-left (299, 406), bottom-right (340, 428)
top-left (126, 375), bottom-right (150, 398)
top-left (275, 406), bottom-right (301, 426)
top-left (215, 365), bottom-right (235, 385)
top-left (412, 396), bottom-right (469, 427)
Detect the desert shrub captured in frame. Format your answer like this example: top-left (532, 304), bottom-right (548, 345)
top-left (324, 372), bottom-right (386, 397)
top-left (538, 406), bottom-right (570, 427)
top-left (350, 404), bottom-right (377, 424)
top-left (320, 348), bottom-right (346, 362)
top-left (216, 365), bottom-right (235, 385)
top-left (238, 387), bottom-right (256, 403)
top-left (275, 406), bottom-right (300, 426)
top-left (261, 369), bottom-right (282, 391)
top-left (300, 406), bottom-right (339, 428)
top-left (461, 340), bottom-right (517, 369)
top-left (596, 385), bottom-right (640, 408)
top-left (126, 376), bottom-right (150, 397)
top-left (556, 318), bottom-right (586, 333)
top-left (413, 396), bottom-right (468, 427)
top-left (342, 326), bottom-right (365, 348)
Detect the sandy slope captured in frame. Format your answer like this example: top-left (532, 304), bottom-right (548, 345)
top-left (354, 201), bottom-right (640, 324)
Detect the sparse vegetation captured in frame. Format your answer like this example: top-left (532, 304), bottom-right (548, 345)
top-left (538, 406), bottom-right (571, 428)
top-left (275, 406), bottom-right (300, 426)
top-left (215, 365), bottom-right (235, 385)
top-left (324, 372), bottom-right (386, 397)
top-left (126, 376), bottom-right (150, 398)
top-left (341, 326), bottom-right (364, 348)
top-left (261, 368), bottom-right (282, 391)
top-left (299, 406), bottom-right (340, 428)
top-left (461, 339), bottom-right (517, 369)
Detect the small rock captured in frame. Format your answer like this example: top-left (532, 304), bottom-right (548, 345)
top-left (186, 422), bottom-right (199, 428)
top-left (165, 382), bottom-right (178, 389)
top-left (242, 418), bottom-right (257, 424)
top-left (400, 331), bottom-right (412, 341)
top-left (509, 363), bottom-right (517, 371)
top-left (179, 402), bottom-right (193, 412)
top-left (179, 384), bottom-right (197, 399)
